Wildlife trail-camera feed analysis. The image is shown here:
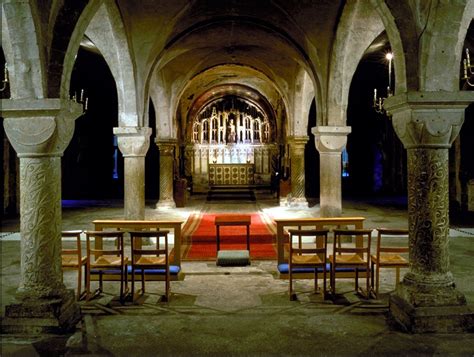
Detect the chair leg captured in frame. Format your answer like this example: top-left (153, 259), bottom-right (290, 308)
top-left (376, 265), bottom-right (380, 297)
top-left (165, 268), bottom-right (170, 302)
top-left (131, 267), bottom-right (135, 301)
top-left (141, 270), bottom-right (145, 294)
top-left (314, 268), bottom-right (318, 293)
top-left (331, 262), bottom-right (335, 296)
top-left (86, 266), bottom-right (91, 301)
top-left (371, 262), bottom-right (375, 290)
top-left (77, 266), bottom-right (82, 301)
top-left (120, 268), bottom-right (124, 304)
top-left (289, 265), bottom-right (294, 300)
top-left (366, 264), bottom-right (370, 298)
top-left (355, 268), bottom-right (359, 290)
top-left (99, 272), bottom-right (103, 293)
top-left (323, 267), bottom-right (327, 298)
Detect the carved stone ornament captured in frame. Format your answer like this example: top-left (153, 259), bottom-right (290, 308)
top-left (384, 91), bottom-right (472, 149)
top-left (312, 126), bottom-right (351, 153)
top-left (1, 99), bottom-right (83, 157)
top-left (156, 139), bottom-right (177, 157)
top-left (114, 126), bottom-right (152, 157)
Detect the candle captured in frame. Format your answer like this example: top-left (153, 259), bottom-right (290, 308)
top-left (464, 59), bottom-right (468, 78)
top-left (373, 88), bottom-right (377, 102)
top-left (4, 63), bottom-right (7, 81)
top-left (80, 89), bottom-right (84, 102)
top-left (84, 97), bottom-right (88, 111)
top-left (466, 48), bottom-right (471, 68)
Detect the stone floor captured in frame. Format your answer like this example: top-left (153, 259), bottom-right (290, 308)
top-left (1, 192), bottom-right (474, 356)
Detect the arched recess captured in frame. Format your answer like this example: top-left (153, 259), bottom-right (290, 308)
top-left (174, 64), bottom-right (288, 144)
top-left (84, 0), bottom-right (141, 127)
top-left (1, 1), bottom-right (46, 98)
top-left (326, 0), bottom-right (385, 126)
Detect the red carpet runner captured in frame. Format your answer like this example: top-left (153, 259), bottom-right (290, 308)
top-left (181, 212), bottom-right (277, 260)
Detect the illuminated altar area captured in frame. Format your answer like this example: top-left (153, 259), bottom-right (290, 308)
top-left (185, 96), bottom-right (277, 192)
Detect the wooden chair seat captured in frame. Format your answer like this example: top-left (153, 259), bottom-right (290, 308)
top-left (93, 256), bottom-right (128, 267)
top-left (62, 255), bottom-right (87, 267)
top-left (292, 254), bottom-right (323, 265)
top-left (329, 254), bottom-right (366, 264)
top-left (371, 254), bottom-right (407, 265)
top-left (136, 256), bottom-right (166, 265)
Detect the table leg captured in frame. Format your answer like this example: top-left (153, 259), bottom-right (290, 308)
top-left (246, 224), bottom-right (250, 251)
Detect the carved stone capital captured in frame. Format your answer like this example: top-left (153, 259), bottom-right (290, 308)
top-left (384, 91), bottom-right (472, 149)
top-left (287, 135), bottom-right (308, 149)
top-left (156, 139), bottom-right (178, 156)
top-left (114, 127), bottom-right (152, 157)
top-left (1, 99), bottom-right (83, 157)
top-left (312, 126), bottom-right (351, 153)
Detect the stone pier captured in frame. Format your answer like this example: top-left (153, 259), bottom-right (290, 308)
top-left (385, 92), bottom-right (474, 333)
top-left (0, 99), bottom-right (83, 333)
top-left (156, 139), bottom-right (177, 209)
top-left (286, 136), bottom-right (309, 207)
top-left (114, 127), bottom-right (151, 219)
top-left (312, 126), bottom-right (351, 217)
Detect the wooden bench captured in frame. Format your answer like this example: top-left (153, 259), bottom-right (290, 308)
top-left (91, 220), bottom-right (185, 281)
top-left (273, 217), bottom-right (367, 279)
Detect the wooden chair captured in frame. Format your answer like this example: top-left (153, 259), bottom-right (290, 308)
top-left (61, 230), bottom-right (87, 300)
top-left (371, 228), bottom-right (409, 298)
top-left (329, 229), bottom-right (373, 298)
top-left (130, 230), bottom-right (171, 302)
top-left (85, 230), bottom-right (129, 303)
top-left (288, 229), bottom-right (329, 301)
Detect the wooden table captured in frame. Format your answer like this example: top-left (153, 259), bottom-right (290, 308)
top-left (215, 215), bottom-right (251, 252)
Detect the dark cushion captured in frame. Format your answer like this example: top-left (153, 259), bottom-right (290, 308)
top-left (217, 250), bottom-right (250, 266)
top-left (277, 263), bottom-right (367, 274)
top-left (91, 265), bottom-right (181, 275)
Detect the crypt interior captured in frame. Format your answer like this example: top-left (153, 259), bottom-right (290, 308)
top-left (1, 0), bottom-right (474, 355)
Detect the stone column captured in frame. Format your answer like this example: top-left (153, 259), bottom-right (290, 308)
top-left (312, 126), bottom-right (351, 217)
top-left (114, 127), bottom-right (151, 219)
top-left (385, 91), bottom-right (474, 333)
top-left (1, 98), bottom-right (83, 333)
top-left (156, 139), bottom-right (177, 209)
top-left (286, 136), bottom-right (309, 207)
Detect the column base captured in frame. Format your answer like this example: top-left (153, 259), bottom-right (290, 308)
top-left (279, 196), bottom-right (308, 208)
top-left (389, 282), bottom-right (474, 333)
top-left (1, 290), bottom-right (81, 334)
top-left (156, 199), bottom-right (176, 209)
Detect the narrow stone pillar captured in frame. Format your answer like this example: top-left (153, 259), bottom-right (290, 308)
top-left (312, 126), bottom-right (351, 217)
top-left (385, 91), bottom-right (474, 333)
top-left (286, 136), bottom-right (309, 207)
top-left (156, 139), bottom-right (177, 209)
top-left (1, 98), bottom-right (83, 333)
top-left (114, 127), bottom-right (151, 219)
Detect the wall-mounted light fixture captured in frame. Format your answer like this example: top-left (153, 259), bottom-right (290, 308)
top-left (462, 48), bottom-right (474, 87)
top-left (373, 52), bottom-right (393, 115)
top-left (1, 63), bottom-right (9, 92)
top-left (71, 88), bottom-right (88, 113)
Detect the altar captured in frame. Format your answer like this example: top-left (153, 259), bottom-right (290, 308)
top-left (184, 96), bottom-right (278, 192)
top-left (209, 163), bottom-right (254, 186)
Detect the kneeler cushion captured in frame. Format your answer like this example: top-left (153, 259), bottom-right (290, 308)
top-left (217, 250), bottom-right (250, 266)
